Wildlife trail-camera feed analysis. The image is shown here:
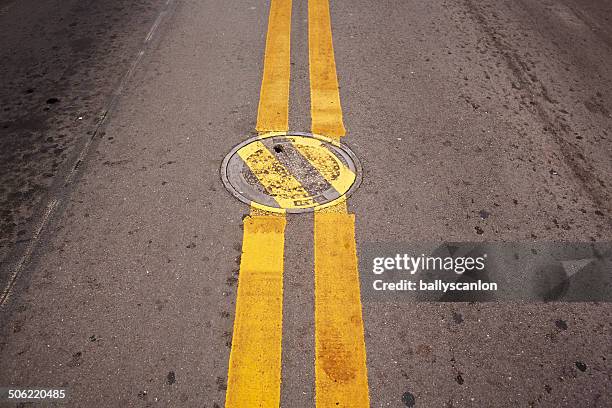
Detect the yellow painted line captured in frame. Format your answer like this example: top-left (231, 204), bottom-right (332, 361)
top-left (309, 0), bottom-right (346, 139)
top-left (225, 215), bottom-right (286, 407)
top-left (226, 0), bottom-right (292, 406)
top-left (290, 137), bottom-right (356, 196)
top-left (237, 141), bottom-right (317, 209)
top-left (314, 212), bottom-right (369, 407)
top-left (309, 0), bottom-right (370, 406)
top-left (316, 198), bottom-right (348, 214)
top-left (256, 0), bottom-right (292, 132)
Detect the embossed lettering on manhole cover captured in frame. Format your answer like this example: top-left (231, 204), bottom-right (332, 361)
top-left (220, 132), bottom-right (362, 213)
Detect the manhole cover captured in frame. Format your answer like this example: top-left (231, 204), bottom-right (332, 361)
top-left (221, 132), bottom-right (362, 213)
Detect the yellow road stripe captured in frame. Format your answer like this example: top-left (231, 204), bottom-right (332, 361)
top-left (225, 216), bottom-right (286, 407)
top-left (226, 0), bottom-right (292, 406)
top-left (314, 212), bottom-right (370, 407)
top-left (257, 0), bottom-right (292, 132)
top-left (317, 199), bottom-right (348, 214)
top-left (290, 137), bottom-right (356, 196)
top-left (238, 141), bottom-right (316, 209)
top-left (309, 0), bottom-right (346, 139)
top-left (309, 0), bottom-right (370, 406)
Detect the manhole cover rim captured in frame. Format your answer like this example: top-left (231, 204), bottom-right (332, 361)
top-left (220, 131), bottom-right (362, 214)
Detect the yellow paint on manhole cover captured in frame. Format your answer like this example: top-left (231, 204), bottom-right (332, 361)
top-left (221, 132), bottom-right (362, 213)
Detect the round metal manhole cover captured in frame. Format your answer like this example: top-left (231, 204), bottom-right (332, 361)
top-left (221, 132), bottom-right (362, 213)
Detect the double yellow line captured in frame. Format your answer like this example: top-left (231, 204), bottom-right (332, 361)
top-left (225, 0), bottom-right (369, 406)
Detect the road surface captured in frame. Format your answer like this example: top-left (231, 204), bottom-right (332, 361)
top-left (0, 0), bottom-right (611, 406)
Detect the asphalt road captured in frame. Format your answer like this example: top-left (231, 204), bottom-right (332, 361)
top-left (1, 0), bottom-right (611, 407)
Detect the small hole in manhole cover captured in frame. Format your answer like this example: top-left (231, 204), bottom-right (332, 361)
top-left (221, 132), bottom-right (362, 213)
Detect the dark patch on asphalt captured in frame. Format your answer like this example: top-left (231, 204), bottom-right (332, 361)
top-left (167, 371), bottom-right (176, 385)
top-left (575, 361), bottom-right (587, 372)
top-left (67, 351), bottom-right (82, 367)
top-left (478, 209), bottom-right (490, 219)
top-left (223, 331), bottom-right (232, 348)
top-left (455, 372), bottom-right (465, 385)
top-left (226, 276), bottom-right (238, 287)
top-left (216, 376), bottom-right (227, 391)
top-left (452, 311), bottom-right (464, 324)
top-left (226, 269), bottom-right (239, 287)
top-left (555, 319), bottom-right (568, 330)
top-left (402, 391), bottom-right (416, 407)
